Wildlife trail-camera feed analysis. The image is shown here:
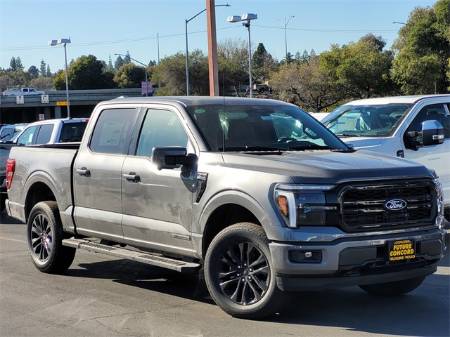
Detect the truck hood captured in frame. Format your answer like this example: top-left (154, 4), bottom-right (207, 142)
top-left (338, 136), bottom-right (391, 150)
top-left (221, 150), bottom-right (431, 184)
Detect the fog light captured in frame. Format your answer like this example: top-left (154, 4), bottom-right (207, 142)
top-left (289, 250), bottom-right (322, 263)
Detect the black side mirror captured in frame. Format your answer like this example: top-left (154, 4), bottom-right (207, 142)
top-left (152, 147), bottom-right (197, 170)
top-left (421, 120), bottom-right (445, 146)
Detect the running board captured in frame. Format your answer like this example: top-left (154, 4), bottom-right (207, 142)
top-left (62, 238), bottom-right (200, 273)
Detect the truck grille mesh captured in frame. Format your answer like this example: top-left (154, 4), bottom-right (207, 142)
top-left (340, 180), bottom-right (436, 232)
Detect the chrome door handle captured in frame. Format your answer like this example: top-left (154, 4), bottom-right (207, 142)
top-left (76, 167), bottom-right (90, 176)
top-left (123, 173), bottom-right (140, 182)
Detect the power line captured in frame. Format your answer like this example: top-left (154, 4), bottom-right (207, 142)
top-left (254, 24), bottom-right (396, 33)
top-left (0, 26), bottom-right (240, 52)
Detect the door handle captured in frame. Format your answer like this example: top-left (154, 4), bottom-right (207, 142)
top-left (76, 167), bottom-right (90, 176)
top-left (123, 172), bottom-right (140, 182)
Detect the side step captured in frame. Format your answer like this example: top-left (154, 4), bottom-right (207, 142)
top-left (62, 238), bottom-right (200, 273)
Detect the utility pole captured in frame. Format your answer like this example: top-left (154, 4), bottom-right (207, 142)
top-left (284, 16), bottom-right (295, 62)
top-left (206, 0), bottom-right (219, 96)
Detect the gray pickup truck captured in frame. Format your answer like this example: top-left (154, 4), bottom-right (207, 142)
top-left (5, 97), bottom-right (447, 319)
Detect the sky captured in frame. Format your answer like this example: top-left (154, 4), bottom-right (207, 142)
top-left (0, 0), bottom-right (438, 72)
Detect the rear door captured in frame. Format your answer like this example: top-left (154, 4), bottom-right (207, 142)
top-left (121, 106), bottom-right (197, 254)
top-left (73, 107), bottom-right (140, 240)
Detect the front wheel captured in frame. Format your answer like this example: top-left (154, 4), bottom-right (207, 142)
top-left (27, 201), bottom-right (76, 273)
top-left (359, 276), bottom-right (425, 296)
top-left (204, 223), bottom-right (286, 319)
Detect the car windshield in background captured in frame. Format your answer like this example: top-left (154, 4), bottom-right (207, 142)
top-left (324, 103), bottom-right (412, 137)
top-left (60, 122), bottom-right (87, 142)
top-left (186, 104), bottom-right (349, 152)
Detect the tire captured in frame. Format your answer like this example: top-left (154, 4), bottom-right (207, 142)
top-left (0, 193), bottom-right (5, 213)
top-left (204, 222), bottom-right (286, 319)
top-left (27, 201), bottom-right (76, 273)
top-left (359, 276), bottom-right (425, 296)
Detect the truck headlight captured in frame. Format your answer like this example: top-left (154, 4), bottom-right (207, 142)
top-left (274, 184), bottom-right (336, 228)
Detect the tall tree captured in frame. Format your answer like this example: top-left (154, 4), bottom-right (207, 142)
top-left (320, 34), bottom-right (395, 98)
top-left (15, 57), bottom-right (24, 70)
top-left (53, 54), bottom-right (116, 90)
top-left (392, 0), bottom-right (450, 94)
top-left (107, 55), bottom-right (114, 72)
top-left (40, 60), bottom-right (47, 77)
top-left (123, 51), bottom-right (131, 64)
top-left (27, 65), bottom-right (39, 79)
top-left (252, 43), bottom-right (276, 82)
top-left (114, 63), bottom-right (146, 88)
top-left (114, 55), bottom-right (124, 70)
top-left (9, 57), bottom-right (17, 71)
top-left (46, 65), bottom-right (51, 77)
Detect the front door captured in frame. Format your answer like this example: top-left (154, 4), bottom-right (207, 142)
top-left (403, 103), bottom-right (450, 202)
top-left (121, 107), bottom-right (197, 254)
top-left (73, 107), bottom-right (140, 240)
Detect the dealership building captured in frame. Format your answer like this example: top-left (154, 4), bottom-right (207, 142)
top-left (0, 88), bottom-right (142, 124)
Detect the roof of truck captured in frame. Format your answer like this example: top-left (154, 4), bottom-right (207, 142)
top-left (105, 96), bottom-right (294, 107)
top-left (345, 94), bottom-right (450, 106)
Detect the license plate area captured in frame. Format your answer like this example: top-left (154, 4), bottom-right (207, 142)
top-left (388, 239), bottom-right (416, 263)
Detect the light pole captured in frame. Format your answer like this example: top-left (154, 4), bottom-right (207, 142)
top-left (50, 38), bottom-right (71, 118)
top-left (284, 16), bottom-right (295, 61)
top-left (185, 3), bottom-right (230, 96)
top-left (392, 21), bottom-right (406, 25)
top-left (227, 13), bottom-right (257, 98)
top-left (115, 53), bottom-right (150, 96)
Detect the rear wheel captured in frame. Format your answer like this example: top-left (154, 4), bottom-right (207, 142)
top-left (359, 276), bottom-right (425, 296)
top-left (27, 201), bottom-right (76, 273)
top-left (204, 223), bottom-right (286, 319)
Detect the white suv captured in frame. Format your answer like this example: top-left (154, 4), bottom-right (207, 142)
top-left (322, 95), bottom-right (450, 220)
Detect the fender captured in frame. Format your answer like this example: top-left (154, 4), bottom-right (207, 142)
top-left (197, 189), bottom-right (271, 235)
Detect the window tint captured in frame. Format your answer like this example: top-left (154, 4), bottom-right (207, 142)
top-left (136, 109), bottom-right (188, 156)
top-left (90, 108), bottom-right (139, 154)
top-left (35, 124), bottom-right (54, 144)
top-left (408, 104), bottom-right (450, 138)
top-left (60, 122), bottom-right (87, 142)
top-left (0, 127), bottom-right (14, 141)
top-left (17, 126), bottom-right (39, 145)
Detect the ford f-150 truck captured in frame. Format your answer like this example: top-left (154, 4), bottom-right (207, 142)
top-left (321, 94), bottom-right (450, 222)
top-left (5, 97), bottom-right (447, 319)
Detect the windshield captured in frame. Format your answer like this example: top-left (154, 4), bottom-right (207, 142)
top-left (324, 103), bottom-right (412, 137)
top-left (186, 104), bottom-right (349, 152)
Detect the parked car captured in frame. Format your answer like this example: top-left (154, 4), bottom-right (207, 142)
top-left (321, 94), bottom-right (450, 221)
top-left (0, 118), bottom-right (88, 211)
top-left (2, 87), bottom-right (45, 96)
top-left (5, 97), bottom-right (446, 319)
top-left (0, 123), bottom-right (27, 143)
top-left (309, 112), bottom-right (329, 121)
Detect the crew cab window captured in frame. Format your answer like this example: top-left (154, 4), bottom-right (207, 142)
top-left (407, 104), bottom-right (450, 138)
top-left (90, 108), bottom-right (139, 154)
top-left (35, 124), bottom-right (53, 144)
top-left (0, 127), bottom-right (14, 142)
top-left (136, 109), bottom-right (188, 157)
top-left (17, 126), bottom-right (38, 145)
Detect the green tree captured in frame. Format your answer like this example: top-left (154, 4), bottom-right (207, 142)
top-left (30, 76), bottom-right (54, 90)
top-left (27, 65), bottom-right (39, 79)
top-left (392, 0), bottom-right (450, 94)
top-left (252, 43), bottom-right (277, 82)
top-left (9, 57), bottom-right (17, 71)
top-left (15, 57), bottom-right (24, 70)
top-left (320, 34), bottom-right (395, 98)
top-left (114, 63), bottom-right (146, 88)
top-left (270, 56), bottom-right (341, 111)
top-left (217, 39), bottom-right (249, 95)
top-left (46, 65), bottom-right (51, 77)
top-left (40, 60), bottom-right (47, 77)
top-left (54, 55), bottom-right (116, 90)
top-left (152, 50), bottom-right (208, 96)
top-left (114, 55), bottom-right (124, 70)
top-left (123, 51), bottom-right (131, 64)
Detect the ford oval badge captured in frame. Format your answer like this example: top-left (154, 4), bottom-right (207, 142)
top-left (384, 199), bottom-right (407, 211)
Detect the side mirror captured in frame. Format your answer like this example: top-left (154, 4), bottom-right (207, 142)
top-left (421, 120), bottom-right (444, 146)
top-left (152, 147), bottom-right (197, 170)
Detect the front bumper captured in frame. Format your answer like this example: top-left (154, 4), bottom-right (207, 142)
top-left (269, 226), bottom-right (446, 291)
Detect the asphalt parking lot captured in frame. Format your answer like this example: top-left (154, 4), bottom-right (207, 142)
top-left (0, 213), bottom-right (449, 337)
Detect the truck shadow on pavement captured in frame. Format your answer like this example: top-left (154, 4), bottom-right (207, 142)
top-left (67, 251), bottom-right (449, 337)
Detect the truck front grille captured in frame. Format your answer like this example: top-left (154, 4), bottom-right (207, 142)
top-left (339, 180), bottom-right (436, 232)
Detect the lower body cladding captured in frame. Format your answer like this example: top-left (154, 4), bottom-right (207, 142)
top-left (269, 227), bottom-right (446, 291)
